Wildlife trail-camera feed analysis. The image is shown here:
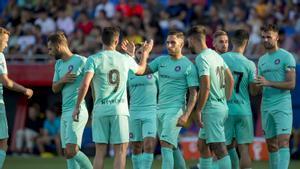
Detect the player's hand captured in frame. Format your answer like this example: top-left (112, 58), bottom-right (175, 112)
top-left (24, 88), bottom-right (33, 99)
top-left (255, 76), bottom-right (270, 87)
top-left (142, 39), bottom-right (154, 55)
top-left (121, 40), bottom-right (135, 57)
top-left (197, 112), bottom-right (204, 128)
top-left (176, 114), bottom-right (189, 127)
top-left (72, 108), bottom-right (79, 122)
top-left (61, 72), bottom-right (77, 83)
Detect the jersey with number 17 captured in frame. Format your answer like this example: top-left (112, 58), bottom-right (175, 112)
top-left (84, 50), bottom-right (139, 117)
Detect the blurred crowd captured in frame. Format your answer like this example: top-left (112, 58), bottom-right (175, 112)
top-left (0, 0), bottom-right (300, 61)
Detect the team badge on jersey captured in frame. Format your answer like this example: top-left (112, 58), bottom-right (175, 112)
top-left (175, 65), bottom-right (181, 72)
top-left (274, 59), bottom-right (280, 65)
top-left (146, 74), bottom-right (152, 79)
top-left (68, 65), bottom-right (74, 71)
top-left (129, 132), bottom-right (133, 138)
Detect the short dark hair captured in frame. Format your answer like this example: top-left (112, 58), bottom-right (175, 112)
top-left (231, 29), bottom-right (249, 46)
top-left (187, 25), bottom-right (206, 41)
top-left (47, 31), bottom-right (68, 45)
top-left (167, 30), bottom-right (184, 40)
top-left (260, 24), bottom-right (279, 33)
top-left (101, 26), bottom-right (120, 46)
top-left (0, 27), bottom-right (10, 36)
top-left (213, 30), bottom-right (227, 39)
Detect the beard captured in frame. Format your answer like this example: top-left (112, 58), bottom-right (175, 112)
top-left (263, 42), bottom-right (275, 50)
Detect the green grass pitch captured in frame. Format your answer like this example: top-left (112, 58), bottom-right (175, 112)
top-left (3, 157), bottom-right (300, 169)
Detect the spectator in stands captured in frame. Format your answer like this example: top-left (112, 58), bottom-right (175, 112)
top-left (94, 0), bottom-right (115, 19)
top-left (36, 108), bottom-right (61, 157)
top-left (76, 11), bottom-right (94, 35)
top-left (34, 8), bottom-right (56, 35)
top-left (56, 8), bottom-right (75, 36)
top-left (15, 104), bottom-right (43, 155)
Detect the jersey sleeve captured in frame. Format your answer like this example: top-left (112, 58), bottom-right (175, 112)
top-left (84, 56), bottom-right (96, 73)
top-left (248, 61), bottom-right (257, 83)
top-left (52, 61), bottom-right (60, 82)
top-left (195, 56), bottom-right (210, 77)
top-left (0, 54), bottom-right (7, 75)
top-left (285, 53), bottom-right (296, 72)
top-left (186, 64), bottom-right (199, 87)
top-left (148, 56), bottom-right (162, 73)
top-left (126, 55), bottom-right (139, 73)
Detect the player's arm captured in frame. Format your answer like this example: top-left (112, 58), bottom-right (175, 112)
top-left (72, 72), bottom-right (94, 121)
top-left (249, 83), bottom-right (260, 96)
top-left (135, 40), bottom-right (154, 75)
top-left (52, 72), bottom-right (77, 93)
top-left (195, 75), bottom-right (210, 127)
top-left (225, 68), bottom-right (234, 100)
top-left (256, 70), bottom-right (295, 90)
top-left (0, 74), bottom-right (33, 98)
top-left (177, 86), bottom-right (198, 127)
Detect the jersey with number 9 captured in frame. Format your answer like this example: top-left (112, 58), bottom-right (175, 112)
top-left (84, 50), bottom-right (139, 117)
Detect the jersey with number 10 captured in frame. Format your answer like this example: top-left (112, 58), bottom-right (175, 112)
top-left (222, 52), bottom-right (256, 115)
top-left (84, 50), bottom-right (139, 117)
top-left (195, 48), bottom-right (228, 111)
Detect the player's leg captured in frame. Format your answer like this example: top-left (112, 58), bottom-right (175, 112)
top-left (65, 112), bottom-right (92, 169)
top-left (210, 142), bottom-right (231, 169)
top-left (0, 139), bottom-right (7, 168)
top-left (113, 143), bottom-right (129, 169)
top-left (198, 138), bottom-right (213, 169)
top-left (111, 115), bottom-right (130, 169)
top-left (238, 144), bottom-right (251, 169)
top-left (236, 115), bottom-right (254, 169)
top-left (92, 115), bottom-right (110, 169)
top-left (274, 110), bottom-right (292, 169)
top-left (173, 145), bottom-right (186, 169)
top-left (36, 135), bottom-right (50, 154)
top-left (131, 141), bottom-right (143, 169)
top-left (142, 116), bottom-right (157, 169)
top-left (225, 115), bottom-right (239, 169)
top-left (159, 109), bottom-right (183, 169)
top-left (205, 110), bottom-right (231, 169)
top-left (0, 104), bottom-right (8, 168)
top-left (61, 118), bottom-right (79, 169)
top-left (262, 110), bottom-right (279, 169)
top-left (15, 129), bottom-right (25, 153)
top-left (129, 118), bottom-right (143, 169)
top-left (94, 143), bottom-right (107, 169)
top-left (227, 140), bottom-right (239, 169)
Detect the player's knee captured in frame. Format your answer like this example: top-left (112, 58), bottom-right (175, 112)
top-left (0, 139), bottom-right (8, 151)
top-left (144, 143), bottom-right (155, 153)
top-left (132, 144), bottom-right (142, 154)
top-left (65, 147), bottom-right (78, 159)
top-left (226, 141), bottom-right (236, 149)
top-left (210, 143), bottom-right (228, 159)
top-left (198, 140), bottom-right (211, 157)
top-left (267, 142), bottom-right (278, 152)
top-left (144, 138), bottom-right (155, 153)
top-left (278, 138), bottom-right (289, 148)
top-left (160, 140), bottom-right (173, 148)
